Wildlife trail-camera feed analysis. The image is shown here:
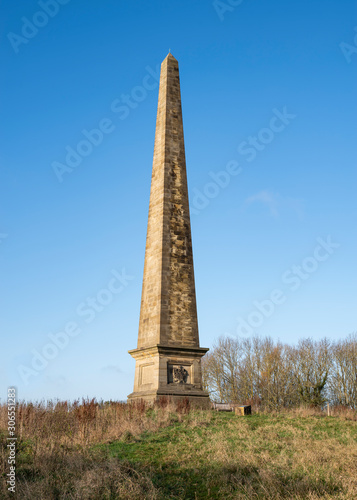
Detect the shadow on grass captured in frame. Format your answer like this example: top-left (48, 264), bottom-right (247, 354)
top-left (144, 461), bottom-right (343, 499)
top-left (2, 445), bottom-right (344, 500)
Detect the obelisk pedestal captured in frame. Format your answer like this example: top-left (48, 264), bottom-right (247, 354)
top-left (127, 53), bottom-right (210, 408)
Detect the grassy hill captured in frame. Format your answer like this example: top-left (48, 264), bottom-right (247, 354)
top-left (1, 401), bottom-right (357, 499)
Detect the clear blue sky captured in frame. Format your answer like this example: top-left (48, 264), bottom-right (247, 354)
top-left (1, 0), bottom-right (356, 402)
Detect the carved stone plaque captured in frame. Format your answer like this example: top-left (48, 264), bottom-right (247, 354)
top-left (167, 364), bottom-right (190, 384)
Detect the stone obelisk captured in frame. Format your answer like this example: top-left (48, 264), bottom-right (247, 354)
top-left (128, 53), bottom-right (209, 407)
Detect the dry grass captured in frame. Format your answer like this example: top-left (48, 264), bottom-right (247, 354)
top-left (1, 400), bottom-right (356, 499)
top-left (262, 404), bottom-right (357, 420)
top-left (3, 398), bottom-right (184, 446)
top-left (0, 398), bottom-right (189, 499)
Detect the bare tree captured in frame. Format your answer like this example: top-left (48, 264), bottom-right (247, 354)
top-left (202, 351), bottom-right (225, 402)
top-left (259, 340), bottom-right (296, 409)
top-left (329, 333), bottom-right (357, 408)
top-left (289, 338), bottom-right (331, 406)
top-left (202, 337), bottom-right (242, 402)
top-left (203, 333), bottom-right (355, 410)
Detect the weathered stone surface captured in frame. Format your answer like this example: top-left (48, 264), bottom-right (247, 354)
top-left (128, 53), bottom-right (209, 408)
top-left (234, 405), bottom-right (252, 416)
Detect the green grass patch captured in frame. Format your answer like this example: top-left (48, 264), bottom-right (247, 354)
top-left (89, 412), bottom-right (352, 498)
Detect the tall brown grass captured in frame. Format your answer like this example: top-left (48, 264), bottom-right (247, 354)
top-left (0, 398), bottom-right (195, 499)
top-left (4, 397), bottom-right (193, 445)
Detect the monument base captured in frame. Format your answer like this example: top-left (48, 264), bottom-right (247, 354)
top-left (127, 391), bottom-right (210, 409)
top-left (127, 344), bottom-right (210, 409)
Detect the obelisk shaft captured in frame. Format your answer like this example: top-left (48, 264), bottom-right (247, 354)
top-left (137, 54), bottom-right (199, 349)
